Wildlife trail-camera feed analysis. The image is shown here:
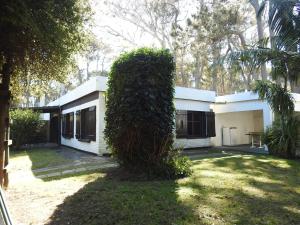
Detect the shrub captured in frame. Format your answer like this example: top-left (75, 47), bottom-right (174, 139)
top-left (163, 149), bottom-right (192, 178)
top-left (105, 48), bottom-right (191, 178)
top-left (10, 109), bottom-right (47, 150)
top-left (264, 116), bottom-right (299, 158)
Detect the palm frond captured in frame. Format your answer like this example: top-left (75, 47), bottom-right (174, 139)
top-left (254, 80), bottom-right (295, 116)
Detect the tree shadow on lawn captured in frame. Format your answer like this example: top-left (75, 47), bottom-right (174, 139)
top-left (46, 168), bottom-right (198, 225)
top-left (46, 155), bottom-right (300, 225)
top-left (210, 154), bottom-right (300, 186)
top-left (189, 155), bottom-right (300, 224)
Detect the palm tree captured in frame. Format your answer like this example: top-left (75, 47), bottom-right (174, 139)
top-left (228, 0), bottom-right (300, 88)
top-left (227, 0), bottom-right (300, 157)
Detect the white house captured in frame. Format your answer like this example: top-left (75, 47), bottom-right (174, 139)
top-left (47, 76), bottom-right (300, 155)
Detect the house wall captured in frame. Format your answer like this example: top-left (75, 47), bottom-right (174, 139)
top-left (211, 110), bottom-right (264, 146)
top-left (174, 99), bottom-right (212, 148)
top-left (61, 92), bottom-right (107, 155)
top-left (213, 100), bottom-right (273, 130)
top-left (98, 92), bottom-right (108, 154)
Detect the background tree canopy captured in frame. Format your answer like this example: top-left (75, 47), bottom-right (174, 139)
top-left (0, 0), bottom-right (92, 186)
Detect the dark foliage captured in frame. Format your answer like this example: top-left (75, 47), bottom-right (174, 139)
top-left (10, 109), bottom-right (47, 150)
top-left (105, 48), bottom-right (190, 178)
top-left (264, 116), bottom-right (299, 158)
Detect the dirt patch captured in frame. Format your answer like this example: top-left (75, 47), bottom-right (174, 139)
top-left (5, 172), bottom-right (103, 225)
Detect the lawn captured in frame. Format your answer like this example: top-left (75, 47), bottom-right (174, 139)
top-left (6, 152), bottom-right (300, 225)
top-left (10, 148), bottom-right (71, 170)
top-left (46, 154), bottom-right (300, 225)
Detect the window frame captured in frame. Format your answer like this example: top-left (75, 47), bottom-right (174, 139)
top-left (61, 112), bottom-right (74, 139)
top-left (75, 106), bottom-right (96, 142)
top-left (175, 110), bottom-right (216, 139)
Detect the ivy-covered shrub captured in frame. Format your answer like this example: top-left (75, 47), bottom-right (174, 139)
top-left (10, 109), bottom-right (47, 150)
top-left (105, 48), bottom-right (191, 178)
top-left (264, 116), bottom-right (299, 158)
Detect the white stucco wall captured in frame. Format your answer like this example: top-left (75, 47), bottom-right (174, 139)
top-left (48, 76), bottom-right (107, 107)
top-left (174, 99), bottom-right (212, 148)
top-left (61, 92), bottom-right (106, 155)
top-left (50, 77), bottom-right (300, 153)
top-left (213, 100), bottom-right (273, 130)
top-left (294, 93), bottom-right (300, 112)
top-left (211, 110), bottom-right (264, 146)
top-left (98, 92), bottom-right (108, 154)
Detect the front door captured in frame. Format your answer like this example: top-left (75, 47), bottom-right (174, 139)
top-left (50, 114), bottom-right (59, 143)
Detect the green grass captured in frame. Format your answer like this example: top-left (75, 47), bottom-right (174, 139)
top-left (46, 154), bottom-right (300, 225)
top-left (10, 148), bottom-right (71, 170)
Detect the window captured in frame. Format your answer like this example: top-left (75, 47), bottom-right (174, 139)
top-left (176, 111), bottom-right (187, 138)
top-left (76, 106), bottom-right (96, 142)
top-left (176, 110), bottom-right (215, 138)
top-left (62, 112), bottom-right (74, 138)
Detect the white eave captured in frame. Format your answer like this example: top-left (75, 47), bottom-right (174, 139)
top-left (216, 91), bottom-right (260, 103)
top-left (174, 86), bottom-right (216, 102)
top-left (48, 75), bottom-right (300, 110)
top-left (48, 76), bottom-right (108, 107)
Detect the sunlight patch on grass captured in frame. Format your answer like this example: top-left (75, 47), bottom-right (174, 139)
top-left (10, 148), bottom-right (71, 170)
top-left (7, 153), bottom-right (300, 225)
top-left (284, 206), bottom-right (300, 215)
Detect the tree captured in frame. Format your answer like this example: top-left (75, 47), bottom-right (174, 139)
top-left (105, 48), bottom-right (191, 178)
top-left (104, 0), bottom-right (180, 50)
top-left (186, 0), bottom-right (255, 92)
top-left (249, 0), bottom-right (268, 80)
top-left (227, 0), bottom-right (300, 91)
top-left (254, 80), bottom-right (298, 158)
top-left (0, 0), bottom-right (91, 187)
top-left (83, 36), bottom-right (112, 80)
top-left (228, 0), bottom-right (300, 157)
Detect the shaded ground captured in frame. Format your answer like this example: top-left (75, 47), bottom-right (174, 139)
top-left (45, 154), bottom-right (300, 225)
top-left (6, 147), bottom-right (116, 225)
top-left (9, 147), bottom-right (116, 181)
top-left (5, 147), bottom-right (300, 225)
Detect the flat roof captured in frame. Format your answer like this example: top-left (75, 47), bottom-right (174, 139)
top-left (48, 76), bottom-right (217, 106)
top-left (48, 76), bottom-right (300, 107)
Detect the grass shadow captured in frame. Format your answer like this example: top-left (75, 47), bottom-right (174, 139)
top-left (46, 168), bottom-right (197, 225)
top-left (28, 152), bottom-right (300, 225)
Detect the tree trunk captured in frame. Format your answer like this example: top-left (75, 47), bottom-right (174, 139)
top-left (0, 57), bottom-right (13, 188)
top-left (86, 62), bottom-right (90, 80)
top-left (194, 53), bottom-right (202, 89)
top-left (250, 0), bottom-right (267, 80)
top-left (211, 43), bottom-right (220, 92)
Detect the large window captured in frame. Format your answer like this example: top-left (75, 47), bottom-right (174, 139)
top-left (76, 106), bottom-right (96, 142)
top-left (176, 110), bottom-right (215, 138)
top-left (62, 112), bottom-right (74, 138)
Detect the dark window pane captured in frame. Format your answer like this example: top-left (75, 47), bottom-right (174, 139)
top-left (193, 112), bottom-right (201, 121)
top-left (206, 112), bottom-right (216, 137)
top-left (70, 112), bottom-right (74, 137)
top-left (80, 106), bottom-right (96, 141)
top-left (175, 110), bottom-right (187, 138)
top-left (187, 121), bottom-right (193, 135)
top-left (193, 122), bottom-right (201, 136)
top-left (76, 111), bottom-right (81, 139)
top-left (187, 111), bottom-right (193, 122)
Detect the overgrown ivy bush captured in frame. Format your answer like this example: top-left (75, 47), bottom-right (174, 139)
top-left (264, 116), bottom-right (299, 158)
top-left (10, 109), bottom-right (47, 150)
top-left (105, 48), bottom-right (192, 179)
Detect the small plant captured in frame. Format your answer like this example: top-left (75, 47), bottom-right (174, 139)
top-left (10, 109), bottom-right (47, 150)
top-left (163, 149), bottom-right (192, 178)
top-left (264, 116), bottom-right (299, 158)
